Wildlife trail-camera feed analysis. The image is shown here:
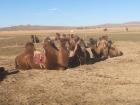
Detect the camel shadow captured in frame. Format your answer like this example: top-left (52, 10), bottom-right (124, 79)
top-left (0, 67), bottom-right (19, 82)
top-left (87, 57), bottom-right (107, 65)
top-left (68, 57), bottom-right (107, 69)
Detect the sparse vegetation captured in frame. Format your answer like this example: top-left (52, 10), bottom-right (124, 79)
top-left (0, 27), bottom-right (140, 105)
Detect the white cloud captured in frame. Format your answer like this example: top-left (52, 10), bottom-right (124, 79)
top-left (47, 8), bottom-right (62, 15)
top-left (48, 8), bottom-right (59, 11)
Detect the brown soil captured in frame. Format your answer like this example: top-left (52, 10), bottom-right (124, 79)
top-left (0, 41), bottom-right (140, 105)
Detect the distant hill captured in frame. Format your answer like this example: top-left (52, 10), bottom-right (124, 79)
top-left (0, 25), bottom-right (76, 31)
top-left (123, 21), bottom-right (140, 26)
top-left (91, 21), bottom-right (140, 28)
top-left (0, 21), bottom-right (140, 31)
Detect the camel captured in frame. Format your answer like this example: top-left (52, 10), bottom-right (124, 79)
top-left (89, 39), bottom-right (109, 60)
top-left (108, 45), bottom-right (123, 58)
top-left (98, 35), bottom-right (123, 58)
top-left (68, 40), bottom-right (83, 68)
top-left (67, 36), bottom-right (90, 67)
top-left (15, 42), bottom-right (45, 70)
top-left (43, 38), bottom-right (69, 70)
top-left (78, 39), bottom-right (91, 64)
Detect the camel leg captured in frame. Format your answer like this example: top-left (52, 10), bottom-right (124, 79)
top-left (58, 66), bottom-right (67, 70)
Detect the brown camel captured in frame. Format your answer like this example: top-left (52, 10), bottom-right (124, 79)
top-left (43, 39), bottom-right (69, 70)
top-left (90, 39), bottom-right (109, 59)
top-left (15, 42), bottom-right (45, 70)
top-left (109, 45), bottom-right (123, 58)
top-left (99, 35), bottom-right (123, 58)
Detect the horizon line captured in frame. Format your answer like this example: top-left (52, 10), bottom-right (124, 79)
top-left (0, 21), bottom-right (140, 28)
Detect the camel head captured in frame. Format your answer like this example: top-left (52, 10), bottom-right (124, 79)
top-left (55, 33), bottom-right (61, 40)
top-left (89, 38), bottom-right (97, 45)
top-left (99, 35), bottom-right (109, 41)
top-left (96, 39), bottom-right (109, 59)
top-left (87, 38), bottom-right (97, 48)
top-left (25, 42), bottom-right (35, 53)
top-left (97, 39), bottom-right (109, 49)
top-left (43, 39), bottom-right (53, 50)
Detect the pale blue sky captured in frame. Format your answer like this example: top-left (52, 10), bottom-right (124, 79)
top-left (0, 0), bottom-right (140, 27)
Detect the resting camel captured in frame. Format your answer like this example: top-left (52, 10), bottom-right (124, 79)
top-left (78, 39), bottom-right (91, 64)
top-left (67, 36), bottom-right (91, 67)
top-left (108, 45), bottom-right (123, 58)
top-left (99, 35), bottom-right (123, 58)
top-left (43, 38), bottom-right (69, 70)
top-left (68, 40), bottom-right (85, 68)
top-left (88, 38), bottom-right (109, 60)
top-left (15, 42), bottom-right (45, 70)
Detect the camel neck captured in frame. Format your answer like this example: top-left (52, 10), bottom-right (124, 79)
top-left (25, 50), bottom-right (34, 54)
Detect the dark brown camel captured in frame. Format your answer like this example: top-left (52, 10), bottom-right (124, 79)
top-left (125, 27), bottom-right (128, 32)
top-left (67, 36), bottom-right (90, 67)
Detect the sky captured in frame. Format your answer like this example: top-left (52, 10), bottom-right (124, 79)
top-left (0, 0), bottom-right (140, 27)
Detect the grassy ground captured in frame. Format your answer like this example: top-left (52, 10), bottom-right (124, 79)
top-left (0, 28), bottom-right (140, 105)
top-left (0, 29), bottom-right (140, 56)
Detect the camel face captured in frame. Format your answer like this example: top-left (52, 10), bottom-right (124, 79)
top-left (25, 42), bottom-right (35, 53)
top-left (90, 39), bottom-right (109, 59)
top-left (68, 38), bottom-right (88, 67)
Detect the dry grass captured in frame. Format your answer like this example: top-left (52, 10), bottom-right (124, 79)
top-left (0, 28), bottom-right (140, 105)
